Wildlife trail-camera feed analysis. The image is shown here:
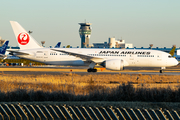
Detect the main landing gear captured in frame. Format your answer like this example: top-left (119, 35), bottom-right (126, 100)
top-left (87, 68), bottom-right (97, 72)
top-left (87, 62), bottom-right (97, 72)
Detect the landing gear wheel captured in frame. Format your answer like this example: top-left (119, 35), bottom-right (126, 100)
top-left (87, 68), bottom-right (97, 72)
top-left (87, 69), bottom-right (92, 72)
top-left (92, 69), bottom-right (97, 72)
top-left (160, 69), bottom-right (163, 73)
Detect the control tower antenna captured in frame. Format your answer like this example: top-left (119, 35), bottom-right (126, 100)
top-left (79, 22), bottom-right (92, 48)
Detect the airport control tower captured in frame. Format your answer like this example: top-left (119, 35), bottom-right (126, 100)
top-left (79, 22), bottom-right (92, 48)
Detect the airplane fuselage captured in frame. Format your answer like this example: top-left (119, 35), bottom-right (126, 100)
top-left (14, 48), bottom-right (178, 68)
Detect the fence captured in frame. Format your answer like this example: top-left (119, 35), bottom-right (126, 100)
top-left (0, 103), bottom-right (179, 120)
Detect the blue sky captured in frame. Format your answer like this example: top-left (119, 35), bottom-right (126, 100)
top-left (1, 0), bottom-right (180, 48)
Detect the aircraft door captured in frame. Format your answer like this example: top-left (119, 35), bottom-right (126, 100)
top-left (157, 53), bottom-right (162, 61)
top-left (43, 51), bottom-right (48, 62)
top-left (129, 54), bottom-right (137, 66)
top-left (36, 51), bottom-right (48, 61)
top-left (36, 51), bottom-right (43, 59)
top-left (129, 54), bottom-right (134, 60)
top-left (44, 51), bottom-right (48, 58)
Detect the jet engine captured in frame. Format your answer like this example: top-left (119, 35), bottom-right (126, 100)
top-left (101, 59), bottom-right (124, 70)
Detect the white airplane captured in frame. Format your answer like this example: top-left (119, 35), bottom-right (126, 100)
top-left (9, 21), bottom-right (178, 73)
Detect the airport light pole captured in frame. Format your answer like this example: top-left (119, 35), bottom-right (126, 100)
top-left (28, 31), bottom-right (33, 34)
top-left (149, 44), bottom-right (153, 49)
top-left (41, 41), bottom-right (45, 47)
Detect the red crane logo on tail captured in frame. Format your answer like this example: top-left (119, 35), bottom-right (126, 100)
top-left (17, 32), bottom-right (30, 45)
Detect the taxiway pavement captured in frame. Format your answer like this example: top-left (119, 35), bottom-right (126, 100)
top-left (0, 65), bottom-right (180, 75)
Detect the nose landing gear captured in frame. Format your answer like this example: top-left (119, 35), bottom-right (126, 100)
top-left (87, 62), bottom-right (97, 72)
top-left (160, 67), bottom-right (166, 73)
top-left (160, 69), bottom-right (163, 73)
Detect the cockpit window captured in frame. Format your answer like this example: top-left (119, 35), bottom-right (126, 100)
top-left (168, 55), bottom-right (173, 58)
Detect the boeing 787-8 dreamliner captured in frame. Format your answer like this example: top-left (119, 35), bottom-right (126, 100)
top-left (9, 21), bottom-right (178, 73)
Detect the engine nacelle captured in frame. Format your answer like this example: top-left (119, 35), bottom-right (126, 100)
top-left (105, 59), bottom-right (124, 70)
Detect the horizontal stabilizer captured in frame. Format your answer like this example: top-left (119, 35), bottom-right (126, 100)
top-left (0, 54), bottom-right (6, 58)
top-left (7, 50), bottom-right (30, 55)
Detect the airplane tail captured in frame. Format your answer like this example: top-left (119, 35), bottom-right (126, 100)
top-left (54, 42), bottom-right (61, 48)
top-left (66, 45), bottom-right (70, 48)
top-left (169, 45), bottom-right (176, 56)
top-left (0, 41), bottom-right (9, 54)
top-left (10, 21), bottom-right (42, 50)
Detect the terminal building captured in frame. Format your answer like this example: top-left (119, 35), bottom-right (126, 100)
top-left (93, 37), bottom-right (133, 48)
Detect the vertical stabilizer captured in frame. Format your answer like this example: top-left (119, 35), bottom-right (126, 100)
top-left (54, 42), bottom-right (61, 48)
top-left (169, 46), bottom-right (176, 56)
top-left (10, 21), bottom-right (42, 50)
top-left (0, 41), bottom-right (9, 54)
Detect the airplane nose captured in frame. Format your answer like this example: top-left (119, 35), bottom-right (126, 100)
top-left (174, 58), bottom-right (179, 66)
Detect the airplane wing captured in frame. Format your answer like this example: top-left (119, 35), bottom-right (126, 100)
top-left (6, 50), bottom-right (30, 55)
top-left (51, 49), bottom-right (104, 63)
